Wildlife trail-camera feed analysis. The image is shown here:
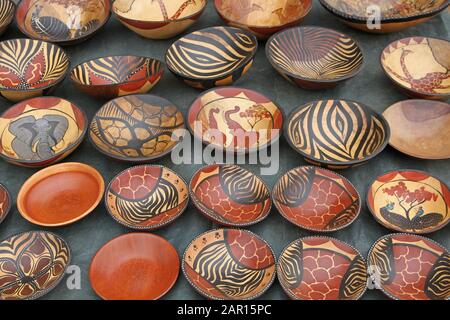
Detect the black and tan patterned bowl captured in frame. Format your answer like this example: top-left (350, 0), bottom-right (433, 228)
top-left (0, 183), bottom-right (11, 224)
top-left (0, 0), bottom-right (15, 36)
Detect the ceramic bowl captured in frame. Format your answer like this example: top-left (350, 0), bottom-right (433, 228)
top-left (319, 0), bottom-right (450, 33)
top-left (89, 233), bottom-right (179, 300)
top-left (0, 0), bottom-right (15, 36)
top-left (214, 0), bottom-right (312, 40)
top-left (285, 100), bottom-right (390, 169)
top-left (0, 39), bottom-right (69, 102)
top-left (367, 170), bottom-right (450, 234)
top-left (112, 0), bottom-right (206, 40)
top-left (368, 233), bottom-right (450, 300)
top-left (188, 87), bottom-right (283, 153)
top-left (17, 162), bottom-right (104, 227)
top-left (278, 237), bottom-right (367, 300)
top-left (273, 166), bottom-right (361, 232)
top-left (383, 100), bottom-right (450, 160)
top-left (189, 164), bottom-right (271, 227)
top-left (166, 26), bottom-right (258, 89)
top-left (381, 37), bottom-right (450, 100)
top-left (89, 95), bottom-right (185, 162)
top-left (0, 97), bottom-right (87, 167)
top-left (15, 0), bottom-right (111, 45)
top-left (105, 165), bottom-right (189, 230)
top-left (0, 183), bottom-right (11, 224)
top-left (0, 231), bottom-right (70, 300)
top-left (183, 229), bottom-right (276, 300)
top-left (266, 26), bottom-right (364, 89)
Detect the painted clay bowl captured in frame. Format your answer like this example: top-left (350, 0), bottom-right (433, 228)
top-left (0, 39), bottom-right (69, 102)
top-left (0, 0), bottom-right (15, 36)
top-left (368, 233), bottom-right (450, 300)
top-left (319, 0), bottom-right (450, 33)
top-left (166, 26), bottom-right (258, 89)
top-left (0, 183), bottom-right (11, 224)
top-left (183, 229), bottom-right (276, 300)
top-left (90, 95), bottom-right (185, 162)
top-left (90, 233), bottom-right (179, 300)
top-left (381, 37), bottom-right (450, 100)
top-left (70, 56), bottom-right (164, 100)
top-left (112, 0), bottom-right (206, 40)
top-left (189, 164), bottom-right (271, 227)
top-left (17, 162), bottom-right (104, 227)
top-left (266, 26), bottom-right (364, 89)
top-left (105, 165), bottom-right (189, 230)
top-left (0, 97), bottom-right (87, 167)
top-left (273, 166), bottom-right (361, 232)
top-left (0, 231), bottom-right (70, 300)
top-left (383, 100), bottom-right (450, 160)
top-left (285, 100), bottom-right (390, 169)
top-left (367, 170), bottom-right (450, 234)
top-left (15, 0), bottom-right (111, 45)
top-left (214, 0), bottom-right (312, 40)
top-left (188, 87), bottom-right (283, 153)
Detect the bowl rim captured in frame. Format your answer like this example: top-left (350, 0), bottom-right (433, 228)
top-left (0, 182), bottom-right (12, 224)
top-left (0, 0), bottom-right (16, 28)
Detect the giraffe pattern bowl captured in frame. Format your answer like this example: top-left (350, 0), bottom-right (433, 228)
top-left (0, 183), bottom-right (11, 224)
top-left (0, 0), bottom-right (15, 37)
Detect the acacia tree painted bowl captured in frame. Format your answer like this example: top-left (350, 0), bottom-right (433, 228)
top-left (183, 229), bottom-right (276, 300)
top-left (0, 39), bottom-right (69, 102)
top-left (0, 183), bottom-right (11, 224)
top-left (112, 0), bottom-right (206, 40)
top-left (381, 37), bottom-right (450, 100)
top-left (0, 231), bottom-right (70, 300)
top-left (214, 0), bottom-right (312, 40)
top-left (0, 0), bottom-right (15, 36)
top-left (368, 233), bottom-right (450, 300)
top-left (266, 26), bottom-right (364, 89)
top-left (0, 97), bottom-right (87, 168)
top-left (166, 26), bottom-right (258, 89)
top-left (89, 233), bottom-right (179, 300)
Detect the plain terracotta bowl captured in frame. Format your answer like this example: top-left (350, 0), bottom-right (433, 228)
top-left (0, 182), bottom-right (11, 224)
top-left (0, 0), bottom-right (15, 36)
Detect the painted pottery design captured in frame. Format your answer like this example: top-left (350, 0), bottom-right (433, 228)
top-left (0, 97), bottom-right (87, 167)
top-left (189, 164), bottom-right (271, 227)
top-left (0, 231), bottom-right (70, 300)
top-left (166, 26), bottom-right (258, 89)
top-left (266, 26), bottom-right (364, 89)
top-left (105, 165), bottom-right (188, 230)
top-left (381, 37), bottom-right (450, 100)
top-left (188, 87), bottom-right (283, 152)
top-left (0, 0), bottom-right (15, 36)
top-left (383, 100), bottom-right (450, 160)
top-left (278, 237), bottom-right (367, 300)
top-left (367, 170), bottom-right (450, 234)
top-left (183, 229), bottom-right (276, 300)
top-left (368, 233), bottom-right (450, 300)
top-left (90, 95), bottom-right (185, 162)
top-left (0, 183), bottom-right (11, 224)
top-left (285, 100), bottom-right (390, 169)
top-left (273, 166), bottom-right (361, 232)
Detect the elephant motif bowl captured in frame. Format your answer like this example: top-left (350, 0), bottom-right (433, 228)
top-left (381, 37), bottom-right (450, 100)
top-left (0, 183), bottom-right (11, 224)
top-left (166, 26), bottom-right (258, 89)
top-left (0, 0), bottom-right (15, 37)
top-left (367, 170), bottom-right (450, 234)
top-left (0, 97), bottom-right (87, 167)
top-left (0, 231), bottom-right (70, 300)
top-left (183, 229), bottom-right (276, 300)
top-left (368, 233), bottom-right (450, 300)
top-left (0, 39), bottom-right (69, 102)
top-left (112, 0), bottom-right (206, 40)
top-left (15, 0), bottom-right (111, 45)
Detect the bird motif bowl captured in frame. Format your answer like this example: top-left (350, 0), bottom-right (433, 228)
top-left (0, 0), bottom-right (15, 36)
top-left (0, 183), bottom-right (11, 224)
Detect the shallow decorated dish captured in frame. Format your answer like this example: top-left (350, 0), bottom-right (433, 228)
top-left (0, 0), bottom-right (15, 36)
top-left (166, 26), bottom-right (258, 89)
top-left (17, 162), bottom-right (104, 227)
top-left (266, 26), bottom-right (364, 89)
top-left (0, 183), bottom-right (11, 224)
top-left (183, 229), bottom-right (276, 300)
top-left (0, 231), bottom-right (70, 300)
top-left (90, 233), bottom-right (179, 300)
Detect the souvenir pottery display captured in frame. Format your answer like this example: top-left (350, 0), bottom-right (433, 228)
top-left (183, 229), bottom-right (276, 300)
top-left (0, 0), bottom-right (15, 37)
top-left (89, 233), bottom-right (179, 300)
top-left (166, 26), bottom-right (258, 89)
top-left (0, 183), bottom-right (11, 224)
top-left (0, 97), bottom-right (87, 167)
top-left (266, 26), bottom-right (364, 89)
top-left (0, 231), bottom-right (70, 300)
top-left (381, 37), bottom-right (450, 100)
top-left (285, 100), bottom-right (390, 169)
top-left (17, 162), bottom-right (104, 227)
top-left (112, 0), bottom-right (207, 40)
top-left (368, 233), bottom-right (450, 300)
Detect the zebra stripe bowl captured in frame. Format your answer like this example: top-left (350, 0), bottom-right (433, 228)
top-left (0, 0), bottom-right (15, 37)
